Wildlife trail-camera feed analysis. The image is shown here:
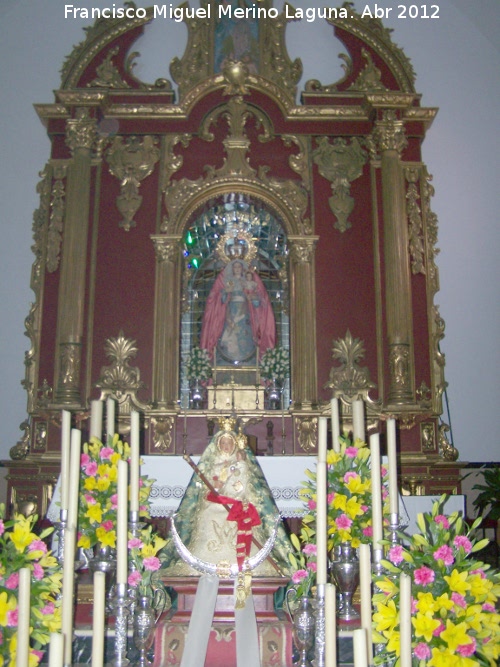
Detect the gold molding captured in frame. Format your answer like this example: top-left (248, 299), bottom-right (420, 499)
top-left (325, 330), bottom-right (377, 400)
top-left (66, 107), bottom-right (98, 153)
top-left (47, 167), bottom-right (67, 273)
top-left (150, 416), bottom-right (175, 453)
top-left (88, 45), bottom-right (129, 88)
top-left (96, 331), bottom-right (146, 399)
top-left (405, 167), bottom-right (426, 275)
top-left (294, 416), bottom-right (317, 454)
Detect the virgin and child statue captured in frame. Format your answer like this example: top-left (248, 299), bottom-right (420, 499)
top-left (200, 259), bottom-right (276, 364)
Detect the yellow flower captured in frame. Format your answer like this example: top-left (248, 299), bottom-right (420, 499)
top-left (428, 647), bottom-right (459, 667)
top-left (351, 537), bottom-right (361, 548)
top-left (383, 629), bottom-right (400, 657)
top-left (85, 503), bottom-right (103, 524)
top-left (84, 476), bottom-right (97, 491)
top-left (332, 494), bottom-right (347, 511)
top-left (376, 577), bottom-right (398, 597)
top-left (468, 573), bottom-right (492, 601)
top-left (345, 476), bottom-right (370, 495)
top-left (444, 569), bottom-right (471, 596)
top-left (326, 450), bottom-right (341, 465)
top-left (0, 591), bottom-right (16, 625)
top-left (141, 544), bottom-right (155, 558)
top-left (434, 593), bottom-right (454, 613)
top-left (110, 452), bottom-right (121, 466)
top-left (77, 534), bottom-right (92, 549)
top-left (153, 535), bottom-right (168, 553)
top-left (96, 476), bottom-right (111, 492)
top-left (355, 446), bottom-right (370, 462)
top-left (373, 599), bottom-right (398, 633)
top-left (440, 619), bottom-right (473, 652)
top-left (412, 612), bottom-right (442, 642)
top-left (9, 522), bottom-right (35, 553)
top-left (95, 526), bottom-right (116, 548)
top-left (416, 591), bottom-right (436, 615)
top-left (345, 497), bottom-right (364, 520)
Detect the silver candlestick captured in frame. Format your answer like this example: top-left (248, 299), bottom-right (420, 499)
top-left (112, 582), bottom-right (130, 666)
top-left (57, 509), bottom-right (67, 563)
top-left (313, 583), bottom-right (325, 667)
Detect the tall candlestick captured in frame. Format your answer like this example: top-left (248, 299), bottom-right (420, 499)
top-left (399, 572), bottom-right (412, 667)
top-left (353, 628), bottom-right (368, 667)
top-left (92, 571), bottom-right (106, 667)
top-left (90, 399), bottom-right (103, 440)
top-left (359, 544), bottom-right (373, 663)
top-left (17, 567), bottom-right (31, 667)
top-left (330, 398), bottom-right (340, 452)
top-left (352, 399), bottom-right (365, 442)
top-left (117, 459), bottom-right (128, 585)
top-left (370, 433), bottom-right (383, 555)
top-left (325, 582), bottom-right (337, 667)
top-left (318, 416), bottom-right (327, 462)
top-left (130, 410), bottom-right (140, 514)
top-left (386, 418), bottom-right (399, 518)
top-left (60, 410), bottom-right (71, 511)
top-left (48, 633), bottom-right (64, 667)
top-left (61, 428), bottom-right (81, 667)
top-left (316, 460), bottom-right (328, 585)
top-left (106, 396), bottom-right (115, 441)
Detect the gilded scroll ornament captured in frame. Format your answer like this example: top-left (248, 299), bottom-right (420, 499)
top-left (438, 423), bottom-right (459, 462)
top-left (160, 134), bottom-right (192, 192)
top-left (169, 8), bottom-right (212, 100)
top-left (372, 109), bottom-right (407, 156)
top-left (10, 421), bottom-right (31, 461)
top-left (34, 421), bottom-right (48, 452)
top-left (151, 236), bottom-right (181, 263)
top-left (96, 331), bottom-right (145, 396)
top-left (416, 381), bottom-right (432, 409)
top-left (47, 173), bottom-right (66, 273)
top-left (405, 168), bottom-right (426, 275)
top-left (66, 107), bottom-right (97, 153)
top-left (88, 46), bottom-right (129, 88)
top-left (348, 48), bottom-right (387, 92)
top-left (420, 422), bottom-right (436, 453)
top-left (151, 416), bottom-right (175, 453)
top-left (312, 137), bottom-right (367, 233)
top-left (288, 236), bottom-right (317, 264)
top-left (106, 135), bottom-right (160, 231)
top-left (325, 330), bottom-right (376, 397)
top-left (282, 135), bottom-right (310, 190)
top-left (388, 344), bottom-right (411, 397)
top-left (295, 417), bottom-right (317, 454)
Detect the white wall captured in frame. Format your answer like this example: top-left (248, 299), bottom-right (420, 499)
top-left (0, 0), bottom-right (498, 466)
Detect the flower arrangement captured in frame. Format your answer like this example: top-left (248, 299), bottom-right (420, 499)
top-left (128, 524), bottom-right (169, 597)
top-left (287, 524), bottom-right (317, 600)
top-left (184, 347), bottom-right (212, 382)
top-left (300, 434), bottom-right (389, 550)
top-left (77, 433), bottom-right (154, 550)
top-left (373, 495), bottom-right (500, 666)
top-left (260, 347), bottom-right (290, 382)
top-left (0, 505), bottom-right (62, 665)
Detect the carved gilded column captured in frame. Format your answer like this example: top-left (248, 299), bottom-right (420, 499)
top-left (288, 235), bottom-right (319, 410)
top-left (151, 235), bottom-right (182, 409)
top-left (54, 109), bottom-right (96, 404)
top-left (373, 110), bottom-right (413, 404)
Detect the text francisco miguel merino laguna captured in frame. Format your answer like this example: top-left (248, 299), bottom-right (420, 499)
top-left (64, 3), bottom-right (349, 22)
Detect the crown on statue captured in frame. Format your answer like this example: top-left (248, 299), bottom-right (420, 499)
top-left (218, 416), bottom-right (237, 433)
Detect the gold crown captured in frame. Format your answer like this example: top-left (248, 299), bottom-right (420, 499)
top-left (218, 416), bottom-right (237, 432)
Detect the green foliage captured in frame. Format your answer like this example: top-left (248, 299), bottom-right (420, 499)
top-left (472, 466), bottom-right (500, 522)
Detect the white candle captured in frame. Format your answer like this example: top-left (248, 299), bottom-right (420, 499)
top-left (387, 418), bottom-right (399, 518)
top-left (60, 410), bottom-right (71, 512)
top-left (106, 397), bottom-right (115, 441)
top-left (17, 567), bottom-right (31, 667)
top-left (318, 416), bottom-right (327, 462)
top-left (359, 544), bottom-right (373, 663)
top-left (330, 398), bottom-right (340, 452)
top-left (92, 571), bottom-right (106, 667)
top-left (130, 410), bottom-right (140, 514)
top-left (316, 460), bottom-right (328, 585)
top-left (370, 434), bottom-right (383, 554)
top-left (352, 399), bottom-right (365, 442)
top-left (353, 628), bottom-right (368, 667)
top-left (325, 582), bottom-right (337, 667)
top-left (399, 573), bottom-right (412, 667)
top-left (61, 428), bottom-right (81, 667)
top-left (48, 633), bottom-right (64, 667)
top-left (90, 399), bottom-right (103, 440)
top-left (116, 459), bottom-right (129, 585)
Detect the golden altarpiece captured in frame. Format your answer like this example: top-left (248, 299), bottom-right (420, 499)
top-left (4, 2), bottom-right (463, 521)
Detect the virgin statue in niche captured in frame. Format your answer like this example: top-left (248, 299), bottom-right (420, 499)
top-left (200, 259), bottom-right (275, 363)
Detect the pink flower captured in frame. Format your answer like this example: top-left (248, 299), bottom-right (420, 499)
top-left (434, 515), bottom-right (450, 529)
top-left (0, 520), bottom-right (4, 537)
top-left (382, 488), bottom-right (389, 500)
top-left (362, 526), bottom-right (373, 537)
top-left (343, 472), bottom-right (358, 483)
top-left (483, 603), bottom-right (496, 612)
top-left (100, 447), bottom-right (115, 460)
top-left (454, 535), bottom-right (472, 554)
top-left (414, 643), bottom-right (431, 660)
top-left (29, 539), bottom-right (48, 554)
top-left (411, 598), bottom-right (418, 614)
top-left (336, 514), bottom-right (352, 530)
top-left (451, 592), bottom-right (467, 608)
top-left (345, 447), bottom-right (358, 458)
top-left (414, 566), bottom-right (435, 586)
top-left (471, 568), bottom-right (486, 578)
top-left (84, 493), bottom-right (96, 505)
top-left (7, 610), bottom-right (18, 627)
top-left (307, 562), bottom-right (317, 572)
top-left (457, 637), bottom-right (476, 657)
top-left (42, 602), bottom-right (55, 615)
top-left (433, 622), bottom-right (445, 637)
top-left (85, 461), bottom-right (98, 476)
top-left (380, 466), bottom-right (388, 478)
top-left (5, 573), bottom-right (19, 589)
top-left (327, 493), bottom-right (335, 505)
top-left (110, 493), bottom-right (118, 510)
top-left (128, 538), bottom-right (144, 549)
top-left (361, 505), bottom-right (369, 512)
top-left (81, 453), bottom-right (90, 466)
top-left (101, 520), bottom-right (114, 531)
top-left (388, 545), bottom-right (404, 565)
top-left (32, 651), bottom-right (44, 663)
top-left (33, 563), bottom-right (44, 580)
top-left (303, 543), bottom-right (317, 556)
top-left (143, 556), bottom-right (161, 571)
top-left (128, 571), bottom-right (142, 588)
top-left (433, 545), bottom-right (454, 566)
top-left (308, 499), bottom-right (317, 510)
top-left (292, 569), bottom-right (308, 584)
